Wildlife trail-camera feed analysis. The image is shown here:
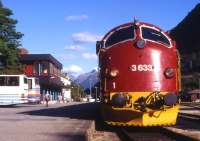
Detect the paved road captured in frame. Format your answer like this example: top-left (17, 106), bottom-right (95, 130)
top-left (0, 102), bottom-right (99, 141)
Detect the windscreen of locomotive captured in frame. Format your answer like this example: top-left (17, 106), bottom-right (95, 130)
top-left (105, 26), bottom-right (135, 47)
top-left (141, 27), bottom-right (170, 47)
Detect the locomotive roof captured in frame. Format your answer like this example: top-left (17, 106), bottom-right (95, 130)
top-left (102, 22), bottom-right (165, 41)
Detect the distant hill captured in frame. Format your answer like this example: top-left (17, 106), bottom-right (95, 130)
top-left (74, 69), bottom-right (99, 89)
top-left (170, 4), bottom-right (200, 54)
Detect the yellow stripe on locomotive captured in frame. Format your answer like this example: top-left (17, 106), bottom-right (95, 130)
top-left (101, 92), bottom-right (179, 126)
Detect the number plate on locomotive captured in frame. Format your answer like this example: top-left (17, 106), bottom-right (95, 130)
top-left (129, 64), bottom-right (153, 72)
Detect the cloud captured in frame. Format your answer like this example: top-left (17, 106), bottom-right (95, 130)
top-left (63, 65), bottom-right (84, 75)
top-left (59, 54), bottom-right (76, 60)
top-left (64, 45), bottom-right (85, 52)
top-left (82, 52), bottom-right (97, 60)
top-left (72, 32), bottom-right (102, 44)
top-left (65, 14), bottom-right (88, 21)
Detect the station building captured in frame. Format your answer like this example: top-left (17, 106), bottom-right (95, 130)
top-left (20, 53), bottom-right (63, 101)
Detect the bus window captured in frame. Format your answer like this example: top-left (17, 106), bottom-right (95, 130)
top-left (7, 77), bottom-right (19, 86)
top-left (35, 78), bottom-right (39, 85)
top-left (141, 27), bottom-right (170, 47)
top-left (28, 79), bottom-right (32, 89)
top-left (0, 77), bottom-right (5, 86)
top-left (24, 78), bottom-right (28, 84)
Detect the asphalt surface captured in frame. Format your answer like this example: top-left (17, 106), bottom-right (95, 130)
top-left (0, 102), bottom-right (99, 141)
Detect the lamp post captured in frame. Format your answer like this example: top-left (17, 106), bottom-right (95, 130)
top-left (89, 78), bottom-right (92, 97)
top-left (77, 85), bottom-right (79, 98)
top-left (71, 86), bottom-right (74, 100)
top-left (95, 86), bottom-right (98, 102)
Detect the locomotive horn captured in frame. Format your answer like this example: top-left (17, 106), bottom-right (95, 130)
top-left (96, 41), bottom-right (104, 54)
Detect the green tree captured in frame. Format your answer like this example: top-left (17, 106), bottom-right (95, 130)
top-left (70, 82), bottom-right (86, 101)
top-left (0, 0), bottom-right (23, 73)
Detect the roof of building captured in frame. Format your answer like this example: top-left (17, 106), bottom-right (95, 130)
top-left (20, 54), bottom-right (62, 69)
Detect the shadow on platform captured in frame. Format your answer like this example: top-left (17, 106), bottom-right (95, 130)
top-left (19, 102), bottom-right (116, 132)
top-left (19, 102), bottom-right (100, 120)
top-left (0, 103), bottom-right (41, 108)
top-left (0, 105), bottom-right (17, 108)
top-left (45, 133), bottom-right (85, 141)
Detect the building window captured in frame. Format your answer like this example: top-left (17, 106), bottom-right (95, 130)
top-left (28, 79), bottom-right (32, 89)
top-left (24, 78), bottom-right (28, 84)
top-left (37, 61), bottom-right (49, 75)
top-left (33, 62), bottom-right (39, 75)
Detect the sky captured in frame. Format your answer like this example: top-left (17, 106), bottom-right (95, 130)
top-left (2, 0), bottom-right (200, 76)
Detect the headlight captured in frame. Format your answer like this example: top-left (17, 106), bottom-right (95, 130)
top-left (164, 68), bottom-right (175, 78)
top-left (136, 39), bottom-right (145, 49)
top-left (110, 69), bottom-right (119, 77)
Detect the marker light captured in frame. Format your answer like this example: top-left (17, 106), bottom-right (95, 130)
top-left (164, 68), bottom-right (175, 78)
top-left (136, 39), bottom-right (145, 49)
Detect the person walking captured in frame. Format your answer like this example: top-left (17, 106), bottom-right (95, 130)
top-left (45, 92), bottom-right (50, 107)
top-left (58, 95), bottom-right (62, 103)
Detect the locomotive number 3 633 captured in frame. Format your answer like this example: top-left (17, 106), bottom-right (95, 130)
top-left (129, 64), bottom-right (153, 72)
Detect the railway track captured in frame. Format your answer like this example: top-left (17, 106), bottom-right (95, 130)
top-left (179, 112), bottom-right (200, 122)
top-left (117, 126), bottom-right (198, 141)
top-left (181, 102), bottom-right (200, 108)
top-left (181, 102), bottom-right (200, 105)
top-left (116, 111), bottom-right (200, 141)
top-left (90, 112), bottom-right (200, 141)
top-left (91, 102), bottom-right (200, 141)
top-left (179, 102), bottom-right (200, 122)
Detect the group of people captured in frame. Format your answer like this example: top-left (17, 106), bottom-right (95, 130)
top-left (44, 93), bottom-right (68, 107)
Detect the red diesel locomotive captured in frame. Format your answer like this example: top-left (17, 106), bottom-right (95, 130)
top-left (96, 21), bottom-right (181, 126)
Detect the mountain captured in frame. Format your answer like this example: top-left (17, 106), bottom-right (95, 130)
top-left (75, 69), bottom-right (99, 89)
top-left (68, 73), bottom-right (76, 81)
top-left (170, 4), bottom-right (200, 54)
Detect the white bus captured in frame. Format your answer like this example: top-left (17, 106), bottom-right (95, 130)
top-left (27, 77), bottom-right (41, 104)
top-left (0, 74), bottom-right (29, 105)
